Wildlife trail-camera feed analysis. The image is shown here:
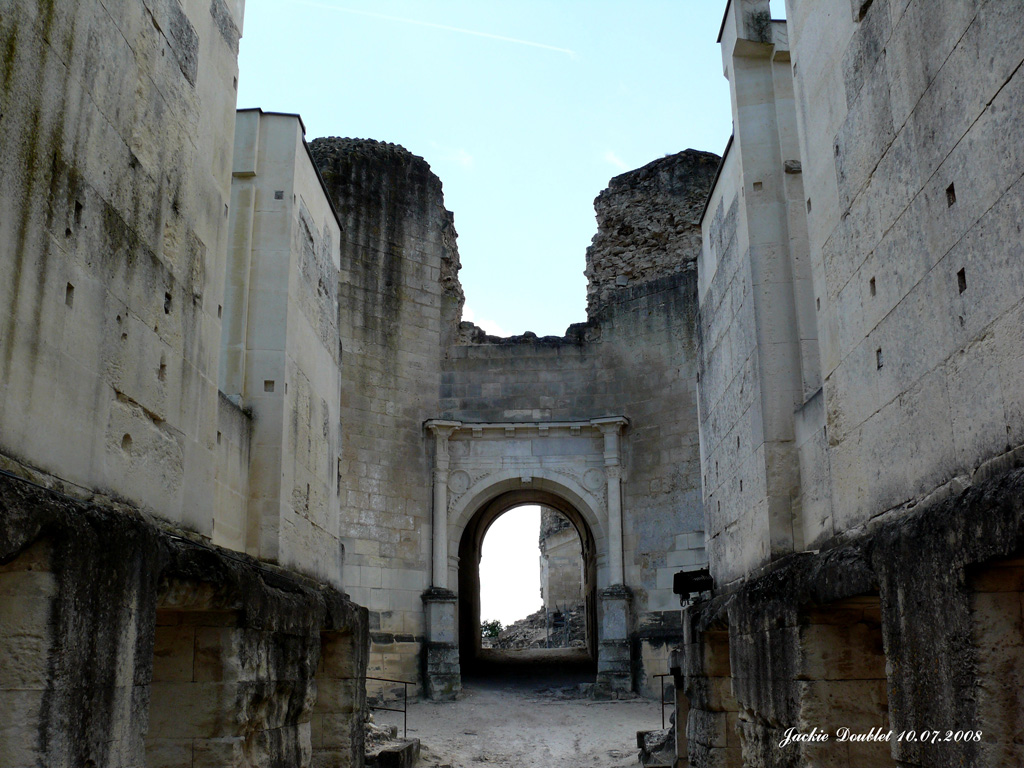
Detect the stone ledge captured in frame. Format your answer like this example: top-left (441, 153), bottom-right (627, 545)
top-left (366, 737), bottom-right (421, 768)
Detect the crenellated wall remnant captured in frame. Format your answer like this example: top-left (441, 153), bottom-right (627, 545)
top-left (585, 150), bottom-right (720, 318)
top-left (297, 133), bottom-right (718, 697)
top-left (433, 157), bottom-right (716, 696)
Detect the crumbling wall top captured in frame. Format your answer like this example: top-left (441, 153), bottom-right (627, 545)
top-left (584, 149), bottom-right (720, 318)
top-left (309, 137), bottom-right (464, 306)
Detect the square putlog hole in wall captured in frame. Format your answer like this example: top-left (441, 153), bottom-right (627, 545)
top-left (264, 380), bottom-right (275, 393)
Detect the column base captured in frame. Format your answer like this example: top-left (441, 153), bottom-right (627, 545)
top-left (422, 588), bottom-right (461, 701)
top-left (423, 642), bottom-right (461, 701)
top-left (594, 640), bottom-right (633, 697)
top-left (596, 584), bottom-right (634, 697)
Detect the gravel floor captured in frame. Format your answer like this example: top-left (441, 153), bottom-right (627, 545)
top-left (374, 658), bottom-right (662, 768)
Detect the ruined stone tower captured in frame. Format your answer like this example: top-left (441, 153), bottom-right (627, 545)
top-left (301, 140), bottom-right (719, 698)
top-left (6, 1), bottom-right (1024, 766)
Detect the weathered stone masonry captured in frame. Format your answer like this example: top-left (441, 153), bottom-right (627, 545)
top-left (677, 464), bottom-right (1024, 768)
top-left (0, 2), bottom-right (371, 766)
top-left (675, 1), bottom-right (1024, 766)
top-left (303, 142), bottom-right (719, 697)
top-left (15, 0), bottom-right (1024, 764)
top-left (0, 470), bottom-right (368, 768)
top-left (310, 138), bottom-right (460, 695)
top-left (438, 151), bottom-right (718, 696)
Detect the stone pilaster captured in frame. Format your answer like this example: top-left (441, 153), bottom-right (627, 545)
top-left (593, 417), bottom-right (628, 587)
top-left (422, 420), bottom-right (463, 701)
top-left (425, 420), bottom-right (461, 589)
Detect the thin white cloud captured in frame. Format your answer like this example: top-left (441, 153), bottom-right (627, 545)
top-left (463, 305), bottom-right (511, 338)
top-left (430, 142), bottom-right (475, 170)
top-left (604, 150), bottom-right (630, 171)
top-left (451, 148), bottom-right (474, 169)
top-left (293, 1), bottom-right (576, 57)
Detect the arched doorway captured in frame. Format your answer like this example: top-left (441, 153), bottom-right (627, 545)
top-left (423, 418), bottom-right (634, 699)
top-left (457, 490), bottom-right (599, 676)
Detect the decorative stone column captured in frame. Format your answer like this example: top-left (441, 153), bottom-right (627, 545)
top-left (593, 417), bottom-right (627, 585)
top-left (592, 417), bottom-right (633, 696)
top-left (422, 420), bottom-right (462, 700)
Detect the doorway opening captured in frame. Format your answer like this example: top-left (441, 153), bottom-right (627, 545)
top-left (458, 491), bottom-right (598, 680)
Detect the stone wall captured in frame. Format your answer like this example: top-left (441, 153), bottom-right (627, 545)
top-left (0, 2), bottom-right (373, 764)
top-left (310, 138), bottom-right (457, 690)
top-left (0, 0), bottom-right (243, 536)
top-left (696, 6), bottom-right (811, 588)
top-left (220, 109), bottom-right (346, 586)
top-left (791, 0), bottom-right (1024, 535)
top-left (302, 137), bottom-right (717, 696)
top-left (439, 153), bottom-right (716, 694)
top-left (677, 465), bottom-right (1024, 768)
top-left (678, 0), bottom-right (1024, 765)
top-left (698, 0), bottom-right (1024, 585)
top-left (585, 151), bottom-right (720, 317)
top-left (0, 470), bottom-right (367, 768)
top-left (540, 507), bottom-right (584, 609)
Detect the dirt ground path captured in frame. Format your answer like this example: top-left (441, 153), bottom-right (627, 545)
top-left (374, 671), bottom-right (662, 768)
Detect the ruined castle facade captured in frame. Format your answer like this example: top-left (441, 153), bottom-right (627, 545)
top-left (306, 135), bottom-right (718, 698)
top-left (674, 1), bottom-right (1024, 767)
top-left (2, 0), bottom-right (1023, 765)
top-left (2, 0), bottom-right (717, 761)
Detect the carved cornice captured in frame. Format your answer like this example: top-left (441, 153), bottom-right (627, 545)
top-left (425, 417), bottom-right (629, 439)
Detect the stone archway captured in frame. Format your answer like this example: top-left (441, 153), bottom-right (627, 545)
top-left (456, 490), bottom-right (599, 672)
top-left (423, 419), bottom-right (634, 699)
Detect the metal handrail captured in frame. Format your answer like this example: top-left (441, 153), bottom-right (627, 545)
top-left (340, 675), bottom-right (413, 738)
top-left (654, 673), bottom-right (672, 730)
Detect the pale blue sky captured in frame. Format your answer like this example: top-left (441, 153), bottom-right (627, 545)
top-left (236, 1), bottom-right (762, 336)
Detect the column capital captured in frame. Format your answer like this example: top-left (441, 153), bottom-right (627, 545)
top-left (425, 419), bottom-right (462, 438)
top-left (594, 416), bottom-right (627, 467)
top-left (590, 416), bottom-right (629, 434)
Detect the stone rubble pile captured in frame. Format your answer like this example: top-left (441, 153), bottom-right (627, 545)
top-left (492, 606), bottom-right (586, 650)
